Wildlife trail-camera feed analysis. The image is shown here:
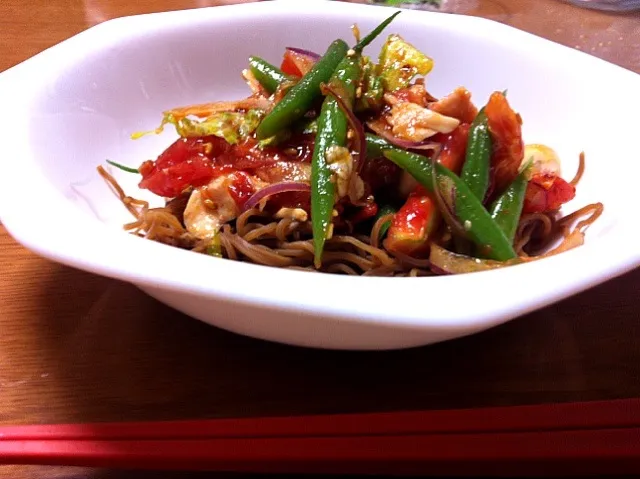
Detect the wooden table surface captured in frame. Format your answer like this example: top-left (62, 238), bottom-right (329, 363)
top-left (1, 0), bottom-right (639, 477)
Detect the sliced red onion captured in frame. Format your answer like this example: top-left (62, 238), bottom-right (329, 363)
top-left (285, 47), bottom-right (321, 60)
top-left (243, 181), bottom-right (310, 212)
top-left (430, 156), bottom-right (468, 239)
top-left (321, 81), bottom-right (366, 175)
top-left (366, 120), bottom-right (440, 152)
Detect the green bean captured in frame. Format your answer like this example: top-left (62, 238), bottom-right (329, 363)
top-left (256, 40), bottom-right (349, 140)
top-left (366, 133), bottom-right (395, 159)
top-left (366, 134), bottom-right (436, 192)
top-left (367, 134), bottom-right (517, 261)
top-left (461, 109), bottom-right (491, 201)
top-left (311, 55), bottom-right (361, 267)
top-left (429, 165), bottom-right (516, 261)
top-left (248, 56), bottom-right (292, 94)
top-left (353, 11), bottom-right (401, 53)
top-left (489, 170), bottom-right (528, 244)
top-left (247, 12), bottom-right (398, 115)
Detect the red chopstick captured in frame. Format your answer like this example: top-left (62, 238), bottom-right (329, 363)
top-left (1, 398), bottom-right (639, 476)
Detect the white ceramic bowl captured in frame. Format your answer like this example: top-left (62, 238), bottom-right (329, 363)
top-left (1, 1), bottom-right (639, 350)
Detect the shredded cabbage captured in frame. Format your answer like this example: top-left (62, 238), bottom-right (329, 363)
top-left (132, 109), bottom-right (264, 144)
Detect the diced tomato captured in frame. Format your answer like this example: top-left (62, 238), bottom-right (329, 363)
top-left (384, 186), bottom-right (440, 256)
top-left (149, 136), bottom-right (218, 169)
top-left (432, 123), bottom-right (470, 174)
top-left (214, 139), bottom-right (277, 171)
top-left (138, 132), bottom-right (317, 198)
top-left (139, 157), bottom-right (227, 198)
top-left (227, 171), bottom-right (256, 210)
top-left (138, 137), bottom-right (230, 198)
top-left (349, 202), bottom-right (379, 225)
top-left (523, 174), bottom-right (576, 214)
top-left (280, 50), bottom-right (309, 77)
top-left (485, 92), bottom-right (524, 195)
top-left (266, 192), bottom-right (311, 213)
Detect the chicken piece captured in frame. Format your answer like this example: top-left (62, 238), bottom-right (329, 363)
top-left (326, 145), bottom-right (354, 199)
top-left (428, 87), bottom-right (478, 124)
top-left (385, 84), bottom-right (432, 107)
top-left (183, 173), bottom-right (266, 239)
top-left (386, 101), bottom-right (460, 142)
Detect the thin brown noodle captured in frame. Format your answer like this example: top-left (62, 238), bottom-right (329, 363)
top-left (98, 166), bottom-right (432, 276)
top-left (570, 152), bottom-right (586, 186)
top-left (98, 148), bottom-right (601, 276)
top-left (513, 152), bottom-right (602, 257)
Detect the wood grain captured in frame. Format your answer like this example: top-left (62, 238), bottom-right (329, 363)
top-left (0, 0), bottom-right (639, 477)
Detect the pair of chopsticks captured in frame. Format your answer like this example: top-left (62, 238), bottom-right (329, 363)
top-left (1, 398), bottom-right (639, 475)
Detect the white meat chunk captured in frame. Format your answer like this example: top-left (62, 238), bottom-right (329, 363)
top-left (183, 173), bottom-right (266, 239)
top-left (386, 102), bottom-right (460, 142)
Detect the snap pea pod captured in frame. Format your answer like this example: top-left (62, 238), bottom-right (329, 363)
top-left (256, 40), bottom-right (349, 140)
top-left (461, 108), bottom-right (491, 201)
top-left (366, 134), bottom-right (516, 261)
top-left (489, 170), bottom-right (528, 244)
top-left (311, 55), bottom-right (360, 267)
top-left (248, 56), bottom-right (292, 94)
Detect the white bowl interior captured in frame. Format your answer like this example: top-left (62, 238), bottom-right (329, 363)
top-left (1, 1), bottom-right (639, 349)
top-left (23, 5), bottom-right (638, 236)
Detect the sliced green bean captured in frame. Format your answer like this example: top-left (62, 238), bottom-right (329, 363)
top-left (461, 109), bottom-right (491, 201)
top-left (489, 170), bottom-right (528, 244)
top-left (256, 40), bottom-right (349, 140)
top-left (367, 133), bottom-right (516, 261)
top-left (248, 11), bottom-right (398, 111)
top-left (248, 56), bottom-right (292, 94)
top-left (366, 134), bottom-right (436, 192)
top-left (311, 55), bottom-right (360, 267)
